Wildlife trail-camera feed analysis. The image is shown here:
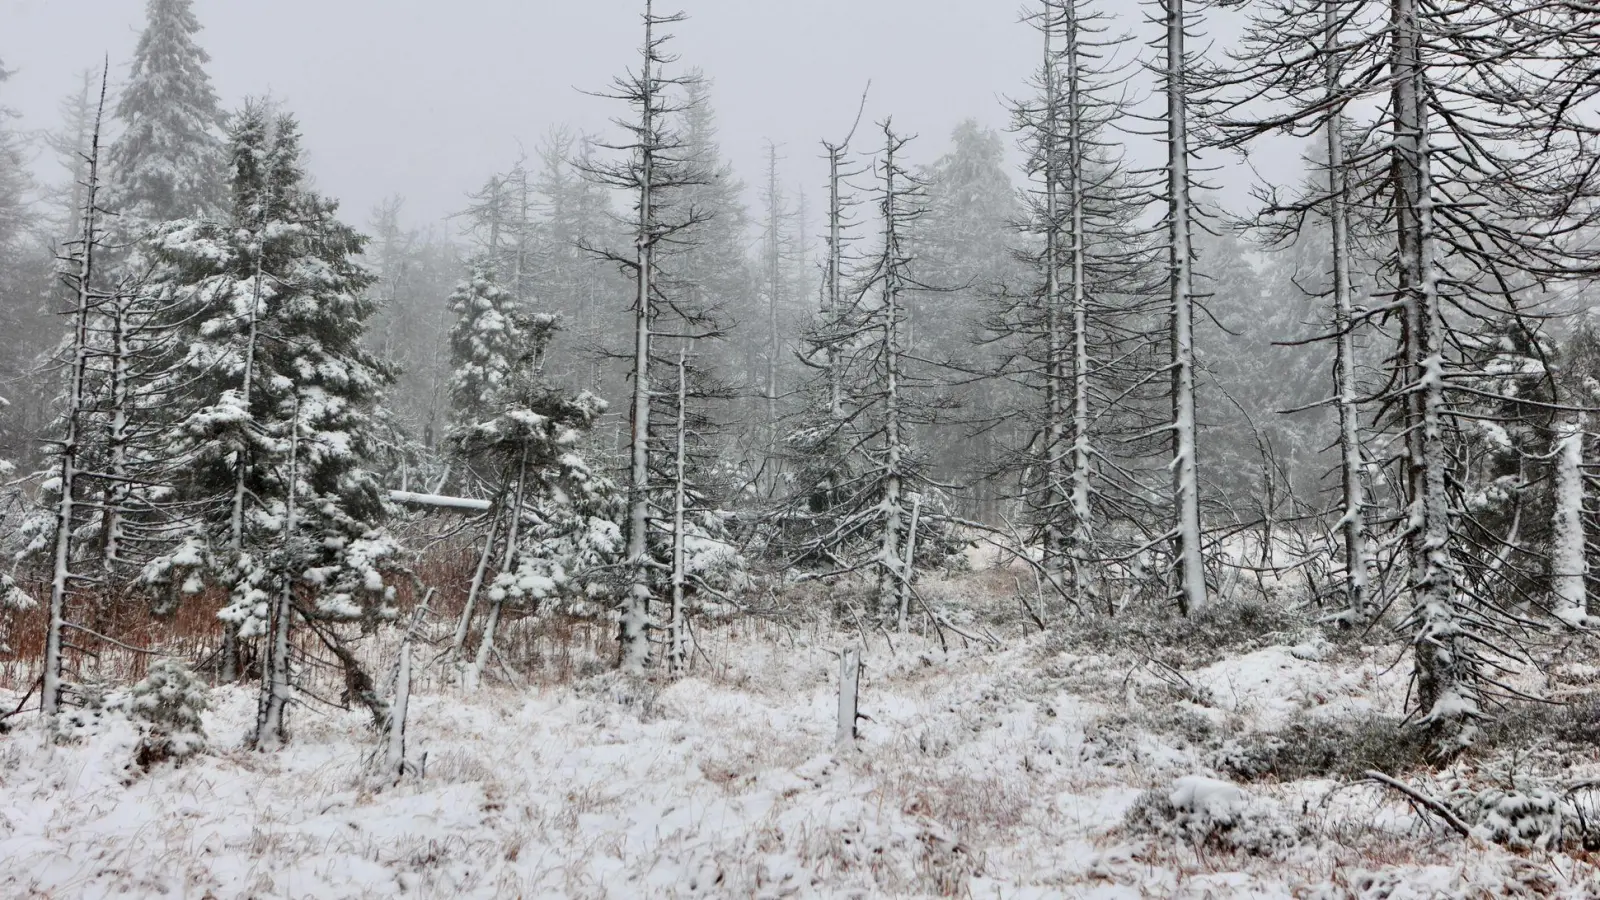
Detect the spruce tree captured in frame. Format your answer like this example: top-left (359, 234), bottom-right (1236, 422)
top-left (110, 0), bottom-right (226, 224)
top-left (451, 316), bottom-right (623, 688)
top-left (138, 103), bottom-right (397, 739)
top-left (447, 259), bottom-right (525, 432)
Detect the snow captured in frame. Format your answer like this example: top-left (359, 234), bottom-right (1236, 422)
top-left (388, 490), bottom-right (493, 512)
top-left (1170, 774), bottom-right (1246, 819)
top-left (2, 608), bottom-right (1597, 897)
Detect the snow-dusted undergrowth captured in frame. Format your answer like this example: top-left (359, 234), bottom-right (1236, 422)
top-left (3, 584), bottom-right (1600, 898)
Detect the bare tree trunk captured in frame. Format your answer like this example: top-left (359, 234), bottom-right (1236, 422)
top-left (897, 492), bottom-right (922, 632)
top-left (223, 180), bottom-right (272, 684)
top-left (1063, 0), bottom-right (1095, 608)
top-left (668, 344), bottom-right (690, 674)
top-left (620, 2), bottom-right (661, 675)
top-left (43, 70), bottom-right (110, 719)
top-left (1325, 0), bottom-right (1370, 624)
top-left (467, 445), bottom-right (527, 689)
top-left (824, 143), bottom-right (847, 423)
top-left (451, 509), bottom-right (500, 660)
top-left (764, 143), bottom-right (783, 440)
top-left (385, 641), bottom-right (411, 780)
top-left (1163, 0), bottom-right (1207, 616)
top-left (102, 295), bottom-right (130, 572)
top-left (876, 128), bottom-right (908, 622)
top-left (1393, 0), bottom-right (1473, 752)
top-left (1041, 7), bottom-right (1069, 599)
top-left (255, 396), bottom-right (297, 749)
top-left (1552, 414), bottom-right (1587, 627)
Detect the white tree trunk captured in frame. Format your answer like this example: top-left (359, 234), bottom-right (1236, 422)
top-left (668, 344), bottom-right (690, 674)
top-left (451, 510), bottom-right (500, 660)
top-left (876, 130), bottom-right (907, 622)
top-left (43, 72), bottom-right (109, 719)
top-left (825, 146), bottom-right (846, 422)
top-left (223, 184), bottom-right (271, 684)
top-left (1394, 0), bottom-right (1474, 750)
top-left (620, 2), bottom-right (660, 675)
top-left (1063, 0), bottom-right (1095, 609)
top-left (255, 397), bottom-right (298, 750)
top-left (1041, 6), bottom-right (1069, 600)
top-left (1325, 0), bottom-right (1371, 625)
top-left (765, 145), bottom-right (782, 439)
top-left (467, 446), bottom-right (527, 690)
top-left (1164, 0), bottom-right (1207, 616)
top-left (897, 492), bottom-right (923, 632)
top-left (1552, 414), bottom-right (1588, 627)
top-left (102, 295), bottom-right (130, 572)
top-left (385, 641), bottom-right (411, 780)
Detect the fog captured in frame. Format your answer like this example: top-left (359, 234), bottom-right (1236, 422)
top-left (3, 0), bottom-right (1282, 227)
top-left (3, 1), bottom-right (1035, 225)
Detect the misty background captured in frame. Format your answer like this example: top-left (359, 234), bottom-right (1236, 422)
top-left (2, 0), bottom-right (1280, 228)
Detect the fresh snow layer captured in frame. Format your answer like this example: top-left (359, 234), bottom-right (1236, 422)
top-left (2, 619), bottom-right (1595, 898)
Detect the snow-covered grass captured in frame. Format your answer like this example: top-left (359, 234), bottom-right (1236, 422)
top-left (4, 576), bottom-right (1600, 898)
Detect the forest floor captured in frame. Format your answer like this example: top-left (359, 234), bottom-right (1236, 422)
top-left (4, 573), bottom-right (1600, 898)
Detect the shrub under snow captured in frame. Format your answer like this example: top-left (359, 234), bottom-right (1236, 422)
top-left (128, 658), bottom-right (209, 767)
top-left (1124, 775), bottom-right (1302, 855)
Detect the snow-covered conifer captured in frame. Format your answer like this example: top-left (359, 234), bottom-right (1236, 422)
top-left (452, 315), bottom-right (622, 687)
top-left (109, 0), bottom-right (226, 224)
top-left (448, 259), bottom-right (525, 431)
top-left (138, 102), bottom-right (397, 733)
top-left (129, 658), bottom-right (208, 766)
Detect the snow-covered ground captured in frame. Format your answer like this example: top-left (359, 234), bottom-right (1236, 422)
top-left (3, 585), bottom-right (1599, 898)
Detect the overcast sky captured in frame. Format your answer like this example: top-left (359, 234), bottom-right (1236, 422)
top-left (2, 0), bottom-right (1283, 231)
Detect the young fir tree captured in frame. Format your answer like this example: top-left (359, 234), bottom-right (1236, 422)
top-left (109, 0), bottom-right (226, 224)
top-left (86, 0), bottom-right (223, 582)
top-left (451, 316), bottom-right (623, 688)
top-left (447, 258), bottom-right (525, 435)
top-left (138, 103), bottom-right (397, 745)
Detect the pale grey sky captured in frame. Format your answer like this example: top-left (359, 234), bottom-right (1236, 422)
top-left (2, 0), bottom-right (1284, 230)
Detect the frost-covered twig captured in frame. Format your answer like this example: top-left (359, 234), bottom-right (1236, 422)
top-left (1361, 771), bottom-right (1472, 838)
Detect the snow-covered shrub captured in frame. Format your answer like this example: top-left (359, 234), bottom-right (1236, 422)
top-left (128, 658), bottom-right (208, 767)
top-left (1061, 596), bottom-right (1312, 666)
top-left (1084, 708), bottom-right (1216, 768)
top-left (1479, 698), bottom-right (1600, 753)
top-left (54, 679), bottom-right (128, 743)
top-left (0, 571), bottom-right (33, 655)
top-left (1206, 714), bottom-right (1426, 782)
top-left (1123, 775), bottom-right (1302, 855)
top-left (1450, 786), bottom-right (1565, 850)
